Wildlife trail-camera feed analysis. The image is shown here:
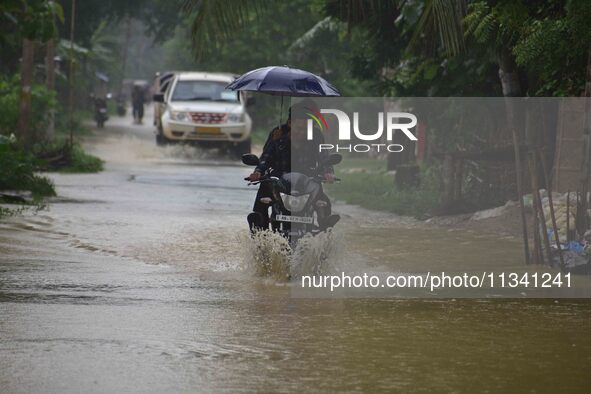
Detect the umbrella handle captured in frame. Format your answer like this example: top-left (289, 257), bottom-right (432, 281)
top-left (278, 95), bottom-right (284, 127)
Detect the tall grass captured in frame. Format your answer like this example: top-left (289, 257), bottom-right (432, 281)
top-left (325, 158), bottom-right (441, 219)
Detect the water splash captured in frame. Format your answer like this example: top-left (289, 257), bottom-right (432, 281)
top-left (158, 142), bottom-right (221, 161)
top-left (290, 229), bottom-right (344, 278)
top-left (239, 228), bottom-right (345, 281)
top-left (239, 230), bottom-right (291, 280)
top-left (86, 135), bottom-right (230, 165)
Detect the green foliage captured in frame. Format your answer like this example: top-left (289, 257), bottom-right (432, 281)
top-left (512, 0), bottom-right (591, 96)
top-left (382, 53), bottom-right (500, 96)
top-left (58, 0), bottom-right (182, 48)
top-left (514, 19), bottom-right (566, 67)
top-left (34, 140), bottom-right (104, 173)
top-left (1, 0), bottom-right (64, 41)
top-left (59, 144), bottom-right (104, 173)
top-left (185, 0), bottom-right (261, 58)
top-left (0, 76), bottom-right (19, 135)
top-left (461, 0), bottom-right (590, 96)
top-left (176, 0), bottom-right (374, 95)
top-left (326, 159), bottom-right (441, 219)
top-left (0, 1), bottom-right (63, 73)
top-left (325, 0), bottom-right (502, 97)
top-left (325, 0), bottom-right (409, 90)
top-left (162, 0), bottom-right (373, 131)
top-left (411, 0), bottom-right (466, 57)
top-left (463, 1), bottom-right (527, 49)
top-left (0, 74), bottom-right (57, 141)
top-left (0, 143), bottom-right (56, 199)
top-left (463, 2), bottom-right (494, 43)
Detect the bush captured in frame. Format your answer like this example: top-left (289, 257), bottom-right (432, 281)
top-left (0, 74), bottom-right (56, 142)
top-left (0, 143), bottom-right (56, 199)
top-left (34, 139), bottom-right (104, 173)
top-left (0, 77), bottom-right (19, 135)
top-left (60, 144), bottom-right (104, 173)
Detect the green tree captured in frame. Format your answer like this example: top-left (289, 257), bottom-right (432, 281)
top-left (0, 0), bottom-right (63, 147)
top-left (177, 0), bottom-right (372, 131)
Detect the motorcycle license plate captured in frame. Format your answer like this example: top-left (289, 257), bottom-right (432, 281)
top-left (276, 214), bottom-right (313, 224)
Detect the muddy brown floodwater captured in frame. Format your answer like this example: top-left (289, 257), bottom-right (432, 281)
top-left (1, 110), bottom-right (591, 393)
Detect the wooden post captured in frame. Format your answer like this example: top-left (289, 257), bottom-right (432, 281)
top-left (527, 151), bottom-right (543, 264)
top-left (575, 192), bottom-right (587, 237)
top-left (526, 106), bottom-right (553, 265)
top-left (566, 191), bottom-right (571, 243)
top-left (538, 148), bottom-right (564, 267)
top-left (532, 152), bottom-right (553, 265)
top-left (507, 101), bottom-right (530, 264)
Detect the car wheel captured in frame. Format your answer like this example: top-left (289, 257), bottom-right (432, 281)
top-left (156, 133), bottom-right (170, 146)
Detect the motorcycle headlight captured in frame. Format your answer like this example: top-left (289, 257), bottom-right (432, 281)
top-left (280, 193), bottom-right (310, 212)
top-left (170, 111), bottom-right (189, 121)
top-left (226, 112), bottom-right (244, 123)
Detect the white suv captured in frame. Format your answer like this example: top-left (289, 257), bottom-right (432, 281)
top-left (154, 72), bottom-right (253, 155)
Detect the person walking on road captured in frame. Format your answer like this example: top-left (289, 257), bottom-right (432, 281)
top-left (131, 84), bottom-right (145, 124)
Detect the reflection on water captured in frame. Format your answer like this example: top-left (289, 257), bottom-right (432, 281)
top-left (1, 118), bottom-right (591, 392)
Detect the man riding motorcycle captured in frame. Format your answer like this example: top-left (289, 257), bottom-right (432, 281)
top-left (246, 102), bottom-right (336, 231)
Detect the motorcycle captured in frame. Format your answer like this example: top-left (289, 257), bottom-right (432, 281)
top-left (94, 94), bottom-right (111, 128)
top-left (242, 153), bottom-right (342, 249)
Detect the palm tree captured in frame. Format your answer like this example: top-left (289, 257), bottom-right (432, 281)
top-left (184, 0), bottom-right (263, 58)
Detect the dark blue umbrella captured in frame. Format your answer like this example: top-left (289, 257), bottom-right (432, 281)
top-left (226, 66), bottom-right (340, 97)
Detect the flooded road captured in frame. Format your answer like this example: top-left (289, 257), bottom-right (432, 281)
top-left (2, 112), bottom-right (591, 393)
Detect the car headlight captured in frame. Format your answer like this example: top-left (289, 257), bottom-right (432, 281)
top-left (226, 112), bottom-right (244, 123)
top-left (280, 193), bottom-right (310, 212)
top-left (170, 111), bottom-right (189, 121)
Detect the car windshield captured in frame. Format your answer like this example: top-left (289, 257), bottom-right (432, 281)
top-left (171, 80), bottom-right (238, 102)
